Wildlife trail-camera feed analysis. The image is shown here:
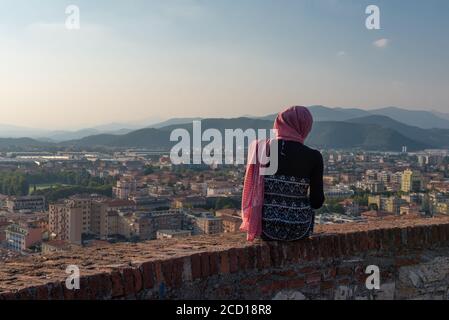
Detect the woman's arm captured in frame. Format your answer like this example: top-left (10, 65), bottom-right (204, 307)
top-left (310, 151), bottom-right (325, 209)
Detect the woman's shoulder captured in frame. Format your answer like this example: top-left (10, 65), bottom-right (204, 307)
top-left (301, 144), bottom-right (323, 158)
top-left (281, 140), bottom-right (323, 162)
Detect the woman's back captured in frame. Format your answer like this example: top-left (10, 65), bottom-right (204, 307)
top-left (261, 139), bottom-right (325, 241)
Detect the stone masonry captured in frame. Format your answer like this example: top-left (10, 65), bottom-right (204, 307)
top-left (2, 216), bottom-right (449, 300)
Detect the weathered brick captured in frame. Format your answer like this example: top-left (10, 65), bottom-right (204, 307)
top-left (140, 261), bottom-right (155, 289)
top-left (133, 268), bottom-right (143, 293)
top-left (347, 233), bottom-right (358, 254)
top-left (259, 244), bottom-right (271, 268)
top-left (228, 248), bottom-right (239, 273)
top-left (246, 246), bottom-right (256, 270)
top-left (48, 281), bottom-right (64, 300)
top-left (274, 269), bottom-right (297, 278)
top-left (219, 251), bottom-right (230, 274)
top-left (154, 260), bottom-right (164, 285)
top-left (240, 275), bottom-right (260, 286)
top-left (160, 259), bottom-right (174, 287)
top-left (338, 234), bottom-right (348, 256)
top-left (209, 251), bottom-right (220, 275)
top-left (354, 265), bottom-right (367, 283)
top-left (173, 257), bottom-right (185, 288)
top-left (374, 229), bottom-right (383, 250)
top-left (302, 239), bottom-right (314, 260)
top-left (200, 252), bottom-right (210, 277)
top-left (110, 271), bottom-right (124, 298)
top-left (191, 253), bottom-right (202, 279)
top-left (121, 268), bottom-right (136, 297)
top-left (17, 287), bottom-right (34, 300)
top-left (3, 216), bottom-right (449, 301)
top-left (35, 285), bottom-right (49, 300)
top-left (89, 273), bottom-right (112, 299)
top-left (322, 266), bottom-right (337, 280)
top-left (305, 272), bottom-right (321, 284)
top-left (260, 278), bottom-right (305, 294)
top-left (299, 266), bottom-right (316, 274)
top-left (287, 241), bottom-right (301, 263)
top-left (74, 276), bottom-right (89, 300)
top-left (62, 284), bottom-right (76, 300)
top-left (338, 278), bottom-right (351, 286)
top-left (395, 257), bottom-right (420, 267)
top-left (330, 234), bottom-right (341, 257)
top-left (267, 242), bottom-right (281, 266)
top-left (337, 266), bottom-right (353, 276)
top-left (310, 236), bottom-right (322, 260)
top-left (353, 232), bottom-right (366, 253)
top-left (320, 280), bottom-right (334, 290)
top-left (237, 247), bottom-right (249, 270)
top-left (0, 291), bottom-right (18, 300)
top-left (401, 227), bottom-right (408, 246)
top-left (391, 227), bottom-right (402, 250)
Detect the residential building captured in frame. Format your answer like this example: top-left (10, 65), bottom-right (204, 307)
top-left (156, 230), bottom-right (192, 239)
top-left (113, 178), bottom-right (137, 199)
top-left (172, 196), bottom-right (207, 209)
top-left (193, 214), bottom-right (223, 235)
top-left (401, 169), bottom-right (422, 192)
top-left (6, 196), bottom-right (45, 213)
top-left (215, 209), bottom-right (242, 233)
top-left (41, 240), bottom-right (73, 254)
top-left (48, 198), bottom-right (108, 244)
top-left (5, 221), bottom-right (42, 252)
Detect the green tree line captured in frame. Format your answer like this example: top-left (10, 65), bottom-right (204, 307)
top-left (0, 172), bottom-right (29, 196)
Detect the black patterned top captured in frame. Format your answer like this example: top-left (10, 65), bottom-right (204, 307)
top-left (261, 140), bottom-right (324, 241)
top-left (262, 175), bottom-right (315, 241)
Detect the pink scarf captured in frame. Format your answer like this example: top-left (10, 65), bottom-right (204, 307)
top-left (240, 106), bottom-right (314, 241)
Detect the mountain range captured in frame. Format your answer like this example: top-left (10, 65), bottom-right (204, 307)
top-left (1, 106), bottom-right (449, 152)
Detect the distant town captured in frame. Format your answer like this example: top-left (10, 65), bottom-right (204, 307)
top-left (0, 147), bottom-right (448, 261)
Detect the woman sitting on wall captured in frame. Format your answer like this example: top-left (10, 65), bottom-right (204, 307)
top-left (240, 106), bottom-right (325, 241)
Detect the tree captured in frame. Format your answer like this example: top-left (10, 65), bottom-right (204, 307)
top-left (215, 198), bottom-right (237, 210)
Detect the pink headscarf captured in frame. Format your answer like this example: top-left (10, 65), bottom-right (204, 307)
top-left (240, 106), bottom-right (314, 241)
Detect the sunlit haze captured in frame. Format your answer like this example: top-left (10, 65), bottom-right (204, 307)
top-left (0, 0), bottom-right (448, 129)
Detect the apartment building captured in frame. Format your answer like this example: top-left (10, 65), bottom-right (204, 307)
top-left (6, 195), bottom-right (46, 213)
top-left (5, 221), bottom-right (42, 252)
top-left (401, 169), bottom-right (423, 193)
top-left (436, 203), bottom-right (449, 215)
top-left (156, 229), bottom-right (192, 239)
top-left (106, 209), bottom-right (185, 240)
top-left (206, 182), bottom-right (236, 196)
top-left (172, 196), bottom-right (207, 209)
top-left (368, 195), bottom-right (405, 215)
top-left (215, 209), bottom-right (242, 233)
top-left (112, 178), bottom-right (137, 199)
top-left (193, 214), bottom-right (223, 235)
top-left (49, 198), bottom-right (108, 245)
top-left (0, 215), bottom-right (8, 242)
top-left (41, 240), bottom-right (73, 254)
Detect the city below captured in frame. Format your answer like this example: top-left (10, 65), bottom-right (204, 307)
top-left (1, 147), bottom-right (448, 262)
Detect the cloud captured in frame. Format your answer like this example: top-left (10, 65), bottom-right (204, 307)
top-left (373, 38), bottom-right (390, 48)
top-left (337, 51), bottom-right (346, 57)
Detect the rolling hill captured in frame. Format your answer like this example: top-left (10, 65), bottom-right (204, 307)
top-left (56, 117), bottom-right (431, 151)
top-left (369, 107), bottom-right (449, 129)
top-left (347, 115), bottom-right (449, 148)
top-left (307, 121), bottom-right (429, 151)
top-left (259, 106), bottom-right (449, 130)
top-left (257, 105), bottom-right (371, 122)
top-left (1, 109), bottom-right (449, 152)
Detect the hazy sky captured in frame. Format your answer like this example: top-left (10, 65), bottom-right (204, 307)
top-left (0, 0), bottom-right (448, 129)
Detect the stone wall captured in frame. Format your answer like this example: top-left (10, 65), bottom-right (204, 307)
top-left (2, 216), bottom-right (449, 300)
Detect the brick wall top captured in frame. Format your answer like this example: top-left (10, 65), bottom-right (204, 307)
top-left (2, 215), bottom-right (449, 299)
